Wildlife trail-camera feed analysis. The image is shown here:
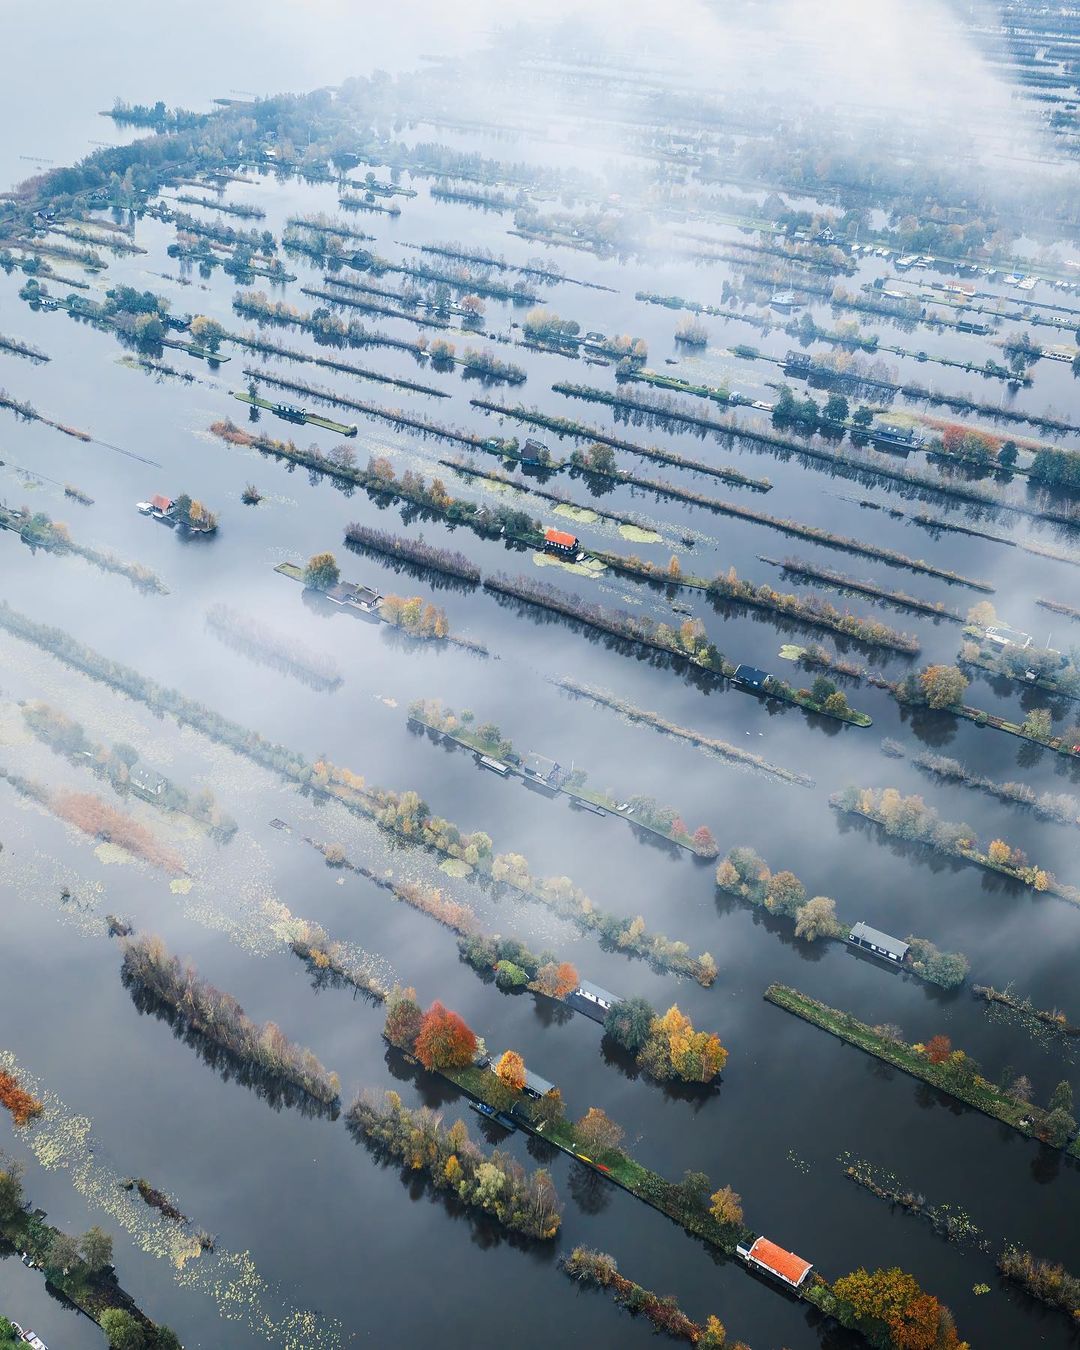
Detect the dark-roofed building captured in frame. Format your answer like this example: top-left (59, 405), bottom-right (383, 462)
top-left (523, 752), bottom-right (560, 784)
top-left (574, 980), bottom-right (619, 1013)
top-left (848, 921), bottom-right (909, 965)
top-left (326, 581), bottom-right (382, 612)
top-left (733, 664), bottom-right (770, 690)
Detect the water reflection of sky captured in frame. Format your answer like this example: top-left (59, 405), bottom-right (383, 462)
top-left (2, 13), bottom-right (1080, 1350)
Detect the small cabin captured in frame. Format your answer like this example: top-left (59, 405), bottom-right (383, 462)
top-left (737, 1236), bottom-right (813, 1289)
top-left (150, 494), bottom-right (173, 518)
top-left (784, 350), bottom-right (812, 370)
top-left (733, 664), bottom-right (770, 691)
top-left (544, 528), bottom-right (579, 558)
top-left (848, 921), bottom-right (909, 966)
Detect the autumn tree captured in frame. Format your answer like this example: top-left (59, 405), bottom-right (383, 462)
top-left (639, 1005), bottom-right (728, 1084)
top-left (919, 664), bottom-right (969, 709)
top-left (987, 839), bottom-right (1012, 865)
top-left (925, 1034), bottom-right (953, 1064)
top-left (966, 601), bottom-right (996, 627)
top-left (304, 551), bottom-right (340, 592)
top-left (764, 869), bottom-right (806, 917)
top-left (190, 315), bottom-right (225, 352)
top-left (533, 961), bottom-right (579, 999)
top-left (709, 1184), bottom-right (744, 1226)
top-left (692, 825), bottom-right (719, 857)
top-left (794, 895), bottom-right (843, 942)
top-left (574, 1107), bottom-right (624, 1157)
top-left (383, 986), bottom-right (424, 1052)
top-left (496, 1050), bottom-right (526, 1092)
top-left (414, 1001), bottom-right (478, 1070)
top-left (834, 1266), bottom-right (963, 1350)
top-left (700, 1315), bottom-right (727, 1348)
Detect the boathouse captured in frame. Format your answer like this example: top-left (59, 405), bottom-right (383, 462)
top-left (848, 921), bottom-right (909, 965)
top-left (543, 527), bottom-right (579, 557)
top-left (733, 664), bottom-right (770, 690)
top-left (326, 581), bottom-right (382, 612)
top-left (574, 980), bottom-right (619, 1014)
top-left (736, 1236), bottom-right (813, 1289)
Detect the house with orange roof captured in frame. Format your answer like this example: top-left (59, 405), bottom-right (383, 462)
top-left (736, 1235), bottom-right (813, 1289)
top-left (543, 527), bottom-right (579, 557)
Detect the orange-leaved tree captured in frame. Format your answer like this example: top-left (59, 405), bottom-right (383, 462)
top-left (925, 1034), bottom-right (953, 1065)
top-left (496, 1050), bottom-right (526, 1092)
top-left (533, 961), bottom-right (579, 999)
top-left (413, 1001), bottom-right (477, 1070)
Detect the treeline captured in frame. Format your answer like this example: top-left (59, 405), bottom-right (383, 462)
top-left (23, 700), bottom-right (237, 841)
top-left (716, 847), bottom-right (968, 987)
top-left (0, 505), bottom-right (167, 593)
top-left (484, 571), bottom-right (725, 672)
top-left (562, 1248), bottom-right (734, 1346)
top-left (121, 935), bottom-right (341, 1106)
top-left (343, 522), bottom-right (481, 583)
top-left (998, 1247), bottom-right (1080, 1322)
top-left (211, 421), bottom-right (543, 546)
top-left (833, 785), bottom-right (1080, 903)
top-left (2, 770), bottom-right (185, 873)
top-left (909, 749), bottom-right (1080, 826)
top-left (0, 602), bottom-right (711, 980)
top-left (346, 1088), bottom-right (561, 1239)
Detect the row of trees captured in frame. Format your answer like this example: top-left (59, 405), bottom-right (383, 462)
top-left (121, 935), bottom-right (340, 1104)
top-left (344, 523), bottom-right (481, 582)
top-left (834, 785), bottom-right (1072, 898)
top-left (24, 700), bottom-right (238, 840)
top-left (707, 565), bottom-right (920, 654)
top-left (562, 1247), bottom-right (738, 1346)
top-left (380, 593), bottom-right (450, 639)
top-left (716, 847), bottom-right (969, 987)
top-left (346, 1089), bottom-right (561, 1239)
